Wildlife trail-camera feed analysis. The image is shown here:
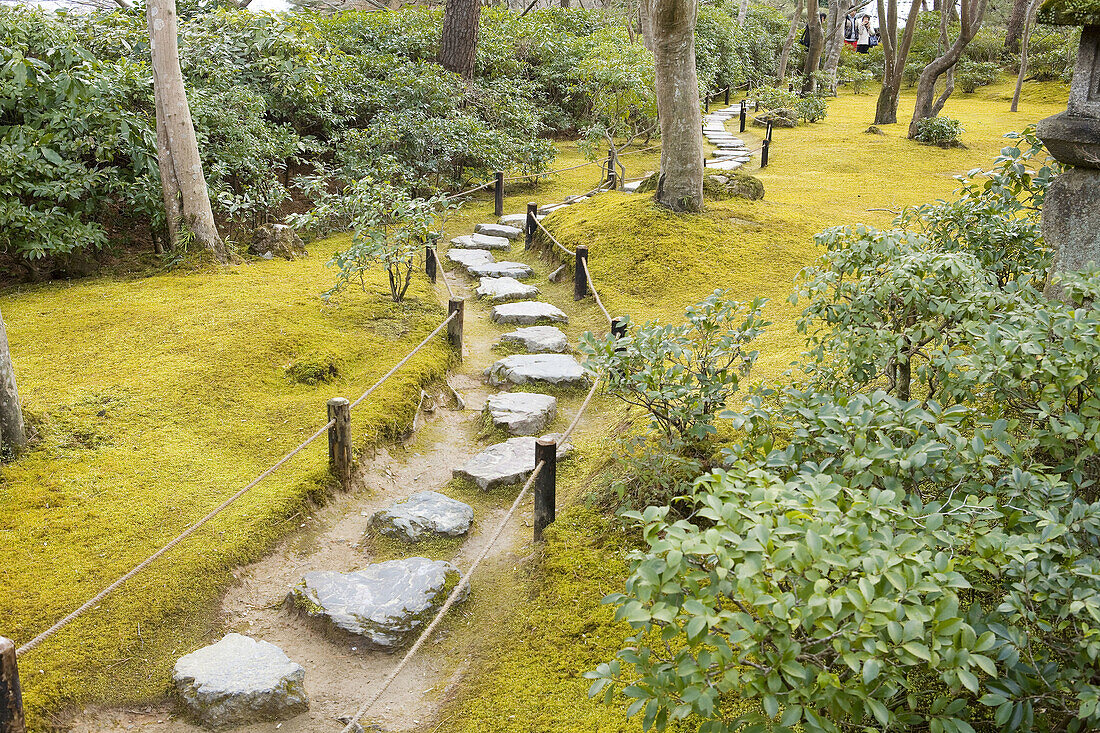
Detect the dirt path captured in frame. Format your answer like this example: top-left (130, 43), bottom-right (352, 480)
top-left (64, 210), bottom-right (595, 733)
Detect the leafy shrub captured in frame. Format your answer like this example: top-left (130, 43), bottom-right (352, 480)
top-left (795, 95), bottom-right (828, 122)
top-left (843, 67), bottom-right (873, 93)
top-left (956, 59), bottom-right (1000, 93)
top-left (1027, 26), bottom-right (1080, 82)
top-left (914, 116), bottom-right (964, 145)
top-left (750, 85), bottom-right (800, 111)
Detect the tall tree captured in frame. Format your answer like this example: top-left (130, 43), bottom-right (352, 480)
top-left (736, 0), bottom-right (750, 24)
top-left (1010, 0), bottom-right (1042, 111)
top-left (802, 4), bottom-right (826, 92)
top-left (822, 0), bottom-right (853, 94)
top-left (874, 0), bottom-right (923, 124)
top-left (147, 0), bottom-right (228, 263)
top-left (0, 308), bottom-right (26, 451)
top-left (643, 0), bottom-right (704, 212)
top-left (907, 0), bottom-right (988, 137)
top-left (438, 0), bottom-right (481, 78)
top-left (1004, 0), bottom-right (1030, 51)
top-left (777, 0), bottom-right (805, 82)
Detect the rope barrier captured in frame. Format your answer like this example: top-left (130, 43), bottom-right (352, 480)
top-left (437, 253), bottom-right (455, 300)
top-left (580, 257), bottom-right (613, 327)
top-left (442, 180), bottom-right (495, 202)
top-left (533, 218), bottom-right (575, 258)
top-left (16, 418), bottom-right (336, 658)
top-left (337, 376), bottom-right (601, 733)
top-left (350, 311), bottom-right (457, 410)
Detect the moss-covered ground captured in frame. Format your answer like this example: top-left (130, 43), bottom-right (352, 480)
top-left (438, 78), bottom-right (1071, 732)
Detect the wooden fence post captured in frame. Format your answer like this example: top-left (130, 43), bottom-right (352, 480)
top-left (327, 398), bottom-right (351, 489)
top-left (611, 317), bottom-right (627, 340)
top-left (755, 100), bottom-right (761, 112)
top-left (740, 101), bottom-right (747, 133)
top-left (533, 438), bottom-right (557, 542)
top-left (704, 94), bottom-right (710, 113)
top-left (574, 245), bottom-right (589, 301)
top-left (761, 139), bottom-right (770, 168)
top-left (724, 86), bottom-right (730, 105)
top-left (448, 298), bottom-right (464, 359)
top-left (766, 121), bottom-right (773, 143)
top-left (494, 170), bottom-right (504, 218)
top-left (425, 246), bottom-right (437, 284)
top-left (525, 202), bottom-right (537, 251)
top-left (0, 637), bottom-right (24, 733)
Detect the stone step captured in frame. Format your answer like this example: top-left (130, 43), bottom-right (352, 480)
top-left (622, 180), bottom-right (643, 193)
top-left (475, 223), bottom-right (522, 240)
top-left (485, 392), bottom-right (557, 435)
top-left (446, 249), bottom-right (494, 271)
top-left (490, 301), bottom-right (568, 325)
top-left (500, 325), bottom-right (569, 353)
top-left (485, 353), bottom-right (589, 388)
top-left (707, 160), bottom-right (744, 171)
top-left (173, 634), bottom-right (309, 728)
top-left (369, 490), bottom-right (473, 542)
top-left (538, 203), bottom-right (569, 215)
top-left (450, 233), bottom-right (511, 251)
top-left (469, 261), bottom-right (535, 279)
top-left (289, 558), bottom-right (465, 651)
top-left (477, 276), bottom-right (540, 303)
top-left (454, 433), bottom-right (572, 490)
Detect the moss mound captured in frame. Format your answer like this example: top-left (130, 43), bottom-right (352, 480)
top-left (703, 171), bottom-right (765, 201)
top-left (1038, 0), bottom-right (1100, 25)
top-left (285, 351), bottom-right (340, 385)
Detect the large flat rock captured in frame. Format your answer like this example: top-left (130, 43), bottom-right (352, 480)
top-left (469, 261), bottom-right (534, 279)
top-left (500, 325), bottom-right (569, 353)
top-left (369, 490), bottom-right (473, 542)
top-left (450, 233), bottom-right (511, 251)
top-left (485, 353), bottom-right (589, 388)
top-left (485, 393), bottom-right (557, 435)
top-left (173, 633), bottom-right (308, 729)
top-left (447, 249), bottom-right (494, 270)
top-left (289, 558), bottom-right (465, 651)
top-left (477, 276), bottom-right (540, 303)
top-left (475, 223), bottom-right (522, 240)
top-left (454, 434), bottom-right (572, 490)
top-left (490, 301), bottom-right (567, 325)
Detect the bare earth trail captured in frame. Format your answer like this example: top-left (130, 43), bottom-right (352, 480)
top-left (63, 202), bottom-right (602, 733)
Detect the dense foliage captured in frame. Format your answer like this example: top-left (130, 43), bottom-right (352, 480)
top-left (587, 131), bottom-right (1100, 731)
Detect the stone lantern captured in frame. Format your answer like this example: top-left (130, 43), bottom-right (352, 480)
top-left (1036, 0), bottom-right (1100, 298)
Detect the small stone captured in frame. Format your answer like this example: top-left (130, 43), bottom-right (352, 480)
top-left (538, 203), bottom-right (568, 215)
top-left (474, 223), bottom-right (522, 240)
top-left (477, 277), bottom-right (540, 303)
top-left (485, 353), bottom-right (589, 388)
top-left (369, 491), bottom-right (473, 542)
top-left (548, 264), bottom-right (569, 282)
top-left (450, 233), bottom-right (511, 251)
top-left (454, 434), bottom-right (572, 490)
top-left (490, 301), bottom-right (567, 325)
top-left (289, 558), bottom-right (465, 651)
top-left (622, 181), bottom-right (642, 193)
top-left (173, 633), bottom-right (308, 729)
top-left (500, 325), bottom-right (569, 353)
top-left (485, 393), bottom-right (557, 435)
top-left (469, 261), bottom-right (534, 279)
top-left (249, 224), bottom-right (307, 261)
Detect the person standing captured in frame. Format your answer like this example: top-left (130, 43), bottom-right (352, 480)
top-left (856, 15), bottom-right (873, 53)
top-left (844, 9), bottom-right (858, 48)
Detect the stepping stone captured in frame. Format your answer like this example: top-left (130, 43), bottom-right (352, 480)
top-left (450, 233), bottom-right (510, 251)
top-left (289, 558), bottom-right (465, 651)
top-left (538, 203), bottom-right (568, 215)
top-left (173, 633), bottom-right (308, 728)
top-left (485, 353), bottom-right (589, 388)
top-left (563, 195), bottom-right (591, 204)
top-left (500, 325), bottom-right (569, 353)
top-left (485, 393), bottom-right (557, 435)
top-left (447, 249), bottom-right (493, 270)
top-left (477, 276), bottom-right (540, 303)
top-left (490, 301), bottom-right (567, 325)
top-left (475, 223), bottom-right (522, 240)
top-left (623, 181), bottom-right (643, 193)
top-left (469, 261), bottom-right (534, 279)
top-left (499, 213), bottom-right (534, 227)
top-left (454, 433), bottom-right (572, 490)
top-left (708, 160), bottom-right (744, 171)
top-left (369, 490), bottom-right (473, 542)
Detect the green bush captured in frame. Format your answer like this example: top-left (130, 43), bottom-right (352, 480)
top-left (914, 116), bottom-right (964, 145)
top-left (956, 59), bottom-right (1000, 93)
top-left (796, 95), bottom-right (828, 122)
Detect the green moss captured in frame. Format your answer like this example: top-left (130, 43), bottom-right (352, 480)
top-left (702, 171), bottom-right (765, 201)
top-left (285, 350), bottom-right (340, 385)
top-left (0, 233), bottom-right (454, 729)
top-left (1038, 0), bottom-right (1100, 25)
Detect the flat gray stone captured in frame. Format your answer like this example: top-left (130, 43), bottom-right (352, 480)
top-left (623, 181), bottom-right (643, 193)
top-left (450, 233), bottom-right (511, 251)
top-left (490, 301), bottom-right (567, 325)
top-left (538, 203), bottom-right (568, 215)
top-left (369, 490), bottom-right (473, 542)
top-left (173, 633), bottom-right (308, 729)
top-left (485, 393), bottom-right (557, 435)
top-left (498, 213), bottom-right (529, 227)
top-left (708, 160), bottom-right (744, 171)
top-left (485, 353), bottom-right (589, 388)
top-left (475, 223), bottom-right (522, 240)
top-left (446, 249), bottom-right (493, 270)
top-left (500, 325), bottom-right (569, 353)
top-left (477, 276), bottom-right (540, 303)
top-left (469, 261), bottom-right (534, 279)
top-left (454, 434), bottom-right (572, 490)
top-left (289, 558), bottom-right (465, 651)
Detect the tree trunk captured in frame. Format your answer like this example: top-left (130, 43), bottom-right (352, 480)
top-left (1004, 0), bottom-right (1029, 53)
top-left (439, 0), bottom-right (481, 79)
top-left (0, 308), bottom-right (26, 450)
top-left (907, 0), bottom-right (988, 137)
top-left (802, 4), bottom-right (825, 92)
top-left (736, 0), bottom-right (749, 24)
top-left (640, 0), bottom-right (656, 51)
top-left (874, 0), bottom-right (923, 124)
top-left (645, 0), bottom-right (704, 212)
top-left (1011, 0), bottom-right (1041, 111)
top-left (823, 0), bottom-right (851, 94)
top-left (147, 0), bottom-right (227, 264)
top-left (777, 0), bottom-right (804, 82)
